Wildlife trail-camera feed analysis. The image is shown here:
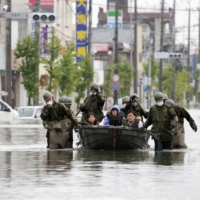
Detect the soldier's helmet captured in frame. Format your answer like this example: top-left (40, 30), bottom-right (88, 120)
top-left (154, 92), bottom-right (163, 102)
top-left (130, 94), bottom-right (139, 102)
top-left (89, 82), bottom-right (99, 90)
top-left (163, 94), bottom-right (169, 100)
top-left (58, 96), bottom-right (66, 103)
top-left (165, 99), bottom-right (175, 107)
top-left (43, 91), bottom-right (53, 101)
top-left (122, 96), bottom-right (129, 104)
top-left (62, 97), bottom-right (72, 104)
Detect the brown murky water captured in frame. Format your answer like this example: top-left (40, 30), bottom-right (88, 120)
top-left (0, 110), bottom-right (200, 200)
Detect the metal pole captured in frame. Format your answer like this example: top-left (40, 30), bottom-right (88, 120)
top-left (113, 0), bottom-right (118, 105)
top-left (130, 0), bottom-right (133, 92)
top-left (88, 0), bottom-right (92, 54)
top-left (5, 0), bottom-right (12, 106)
top-left (133, 0), bottom-right (138, 94)
top-left (148, 39), bottom-right (152, 109)
top-left (159, 0), bottom-right (164, 92)
top-left (172, 0), bottom-right (176, 101)
top-left (187, 3), bottom-right (191, 108)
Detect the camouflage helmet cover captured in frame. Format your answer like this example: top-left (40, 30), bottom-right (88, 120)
top-left (43, 91), bottom-right (53, 101)
top-left (62, 97), bottom-right (72, 104)
top-left (130, 94), bottom-right (139, 102)
top-left (154, 92), bottom-right (163, 102)
top-left (89, 82), bottom-right (99, 90)
top-left (122, 96), bottom-right (129, 104)
top-left (58, 96), bottom-right (66, 103)
top-left (165, 99), bottom-right (175, 107)
top-left (163, 94), bottom-right (169, 100)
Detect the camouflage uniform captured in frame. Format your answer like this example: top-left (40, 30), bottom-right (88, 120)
top-left (40, 101), bottom-right (79, 149)
top-left (124, 102), bottom-right (148, 121)
top-left (143, 104), bottom-right (177, 151)
top-left (81, 93), bottom-right (105, 122)
top-left (172, 105), bottom-right (197, 149)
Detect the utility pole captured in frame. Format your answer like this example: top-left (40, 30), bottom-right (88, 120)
top-left (88, 0), bottom-right (92, 54)
top-left (187, 2), bottom-right (191, 108)
top-left (172, 0), bottom-right (176, 101)
top-left (5, 0), bottom-right (12, 106)
top-left (130, 0), bottom-right (133, 86)
top-left (159, 0), bottom-right (164, 92)
top-left (134, 0), bottom-right (138, 94)
top-left (148, 38), bottom-right (153, 109)
top-left (113, 0), bottom-right (118, 105)
top-left (34, 0), bottom-right (40, 105)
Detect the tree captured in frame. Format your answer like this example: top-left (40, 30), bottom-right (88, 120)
top-left (117, 57), bottom-right (133, 97)
top-left (54, 42), bottom-right (80, 96)
top-left (15, 35), bottom-right (40, 105)
top-left (75, 54), bottom-right (94, 107)
top-left (40, 35), bottom-right (61, 92)
top-left (143, 55), bottom-right (159, 88)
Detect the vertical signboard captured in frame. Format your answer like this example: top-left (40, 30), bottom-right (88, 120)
top-left (76, 0), bottom-right (87, 62)
top-left (107, 10), bottom-right (123, 29)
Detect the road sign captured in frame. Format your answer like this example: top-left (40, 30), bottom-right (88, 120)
top-left (143, 87), bottom-right (148, 92)
top-left (4, 12), bottom-right (29, 19)
top-left (112, 74), bottom-right (120, 82)
top-left (154, 52), bottom-right (169, 59)
top-left (113, 83), bottom-right (120, 90)
top-left (107, 10), bottom-right (123, 30)
top-left (0, 91), bottom-right (8, 96)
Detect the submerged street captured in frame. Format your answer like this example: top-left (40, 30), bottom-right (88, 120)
top-left (0, 110), bottom-right (200, 200)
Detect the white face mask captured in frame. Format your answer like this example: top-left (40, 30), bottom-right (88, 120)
top-left (89, 92), bottom-right (93, 95)
top-left (156, 101), bottom-right (163, 106)
top-left (47, 101), bottom-right (53, 106)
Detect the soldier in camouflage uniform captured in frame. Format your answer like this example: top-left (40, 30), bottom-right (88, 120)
top-left (40, 91), bottom-right (80, 149)
top-left (123, 94), bottom-right (148, 120)
top-left (165, 99), bottom-right (197, 149)
top-left (163, 94), bottom-right (169, 103)
top-left (143, 92), bottom-right (178, 151)
top-left (80, 83), bottom-right (105, 123)
top-left (59, 96), bottom-right (77, 148)
top-left (120, 96), bottom-right (129, 114)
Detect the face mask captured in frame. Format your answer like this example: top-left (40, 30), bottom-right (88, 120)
top-left (89, 92), bottom-right (93, 95)
top-left (156, 101), bottom-right (163, 106)
top-left (47, 101), bottom-right (53, 106)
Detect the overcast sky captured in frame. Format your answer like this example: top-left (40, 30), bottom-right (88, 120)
top-left (92, 0), bottom-right (200, 49)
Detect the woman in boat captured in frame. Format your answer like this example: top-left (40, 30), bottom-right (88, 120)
top-left (122, 110), bottom-right (143, 128)
top-left (103, 104), bottom-right (125, 126)
top-left (82, 112), bottom-right (99, 125)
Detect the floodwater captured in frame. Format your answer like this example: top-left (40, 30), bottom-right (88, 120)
top-left (0, 110), bottom-right (200, 200)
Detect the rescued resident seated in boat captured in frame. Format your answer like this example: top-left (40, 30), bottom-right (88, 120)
top-left (122, 110), bottom-right (143, 128)
top-left (82, 112), bottom-right (99, 125)
top-left (165, 99), bottom-right (197, 149)
top-left (103, 105), bottom-right (125, 126)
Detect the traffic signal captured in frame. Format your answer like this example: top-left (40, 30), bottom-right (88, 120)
top-left (32, 13), bottom-right (57, 23)
top-left (168, 53), bottom-right (182, 58)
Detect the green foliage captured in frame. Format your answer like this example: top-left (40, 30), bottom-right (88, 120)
top-left (102, 66), bottom-right (112, 98)
top-left (75, 54), bottom-right (94, 107)
top-left (40, 35), bottom-right (61, 92)
top-left (116, 57), bottom-right (133, 97)
top-left (54, 42), bottom-right (80, 96)
top-left (143, 55), bottom-right (159, 87)
top-left (176, 68), bottom-right (191, 105)
top-left (162, 64), bottom-right (173, 98)
top-left (15, 35), bottom-right (40, 105)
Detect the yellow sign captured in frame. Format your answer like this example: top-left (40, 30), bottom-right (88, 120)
top-left (77, 47), bottom-right (86, 57)
top-left (77, 31), bottom-right (87, 41)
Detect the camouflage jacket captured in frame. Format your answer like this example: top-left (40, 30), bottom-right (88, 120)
top-left (143, 104), bottom-right (177, 141)
top-left (40, 101), bottom-right (79, 126)
top-left (174, 105), bottom-right (197, 129)
top-left (124, 102), bottom-right (148, 119)
top-left (82, 93), bottom-right (105, 115)
top-left (65, 110), bottom-right (76, 132)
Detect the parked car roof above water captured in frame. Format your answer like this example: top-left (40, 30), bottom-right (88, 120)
top-left (15, 106), bottom-right (43, 119)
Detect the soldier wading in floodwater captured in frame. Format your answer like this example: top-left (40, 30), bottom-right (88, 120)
top-left (79, 83), bottom-right (105, 123)
top-left (40, 91), bottom-right (80, 149)
top-left (143, 92), bottom-right (178, 151)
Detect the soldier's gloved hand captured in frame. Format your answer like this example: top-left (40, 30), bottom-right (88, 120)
top-left (192, 126), bottom-right (197, 132)
top-left (44, 124), bottom-right (49, 129)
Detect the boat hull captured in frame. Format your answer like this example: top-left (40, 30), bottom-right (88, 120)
top-left (78, 126), bottom-right (151, 150)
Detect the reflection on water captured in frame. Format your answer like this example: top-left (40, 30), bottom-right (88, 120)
top-left (0, 113), bottom-right (200, 200)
